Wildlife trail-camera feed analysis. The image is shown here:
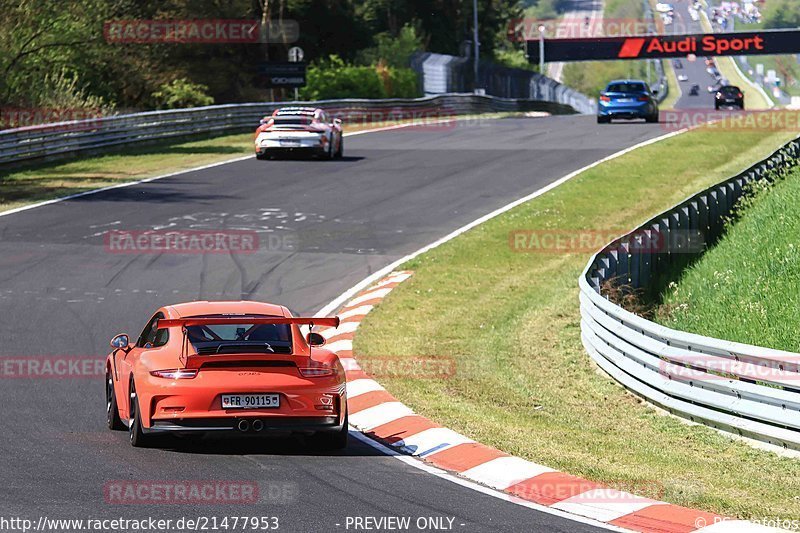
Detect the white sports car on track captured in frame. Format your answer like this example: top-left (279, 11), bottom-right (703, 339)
top-left (254, 107), bottom-right (343, 160)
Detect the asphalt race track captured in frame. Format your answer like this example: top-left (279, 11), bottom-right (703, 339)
top-left (0, 116), bottom-right (668, 532)
top-left (672, 0), bottom-right (721, 110)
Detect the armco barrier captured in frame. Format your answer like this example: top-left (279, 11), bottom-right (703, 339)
top-left (579, 136), bottom-right (800, 450)
top-left (0, 94), bottom-right (575, 166)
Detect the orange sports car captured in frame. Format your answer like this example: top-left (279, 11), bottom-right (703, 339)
top-left (105, 301), bottom-right (346, 449)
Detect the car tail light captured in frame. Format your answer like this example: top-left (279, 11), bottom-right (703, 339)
top-left (737, 92), bottom-right (743, 98)
top-left (715, 92), bottom-right (722, 98)
top-left (637, 95), bottom-right (649, 101)
top-left (150, 369), bottom-right (198, 379)
top-left (298, 364), bottom-right (336, 377)
top-left (600, 95), bottom-right (610, 102)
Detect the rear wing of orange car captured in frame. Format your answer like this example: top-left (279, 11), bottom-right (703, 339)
top-left (157, 317), bottom-right (340, 329)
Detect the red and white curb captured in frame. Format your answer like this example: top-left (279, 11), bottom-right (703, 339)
top-left (321, 271), bottom-right (781, 533)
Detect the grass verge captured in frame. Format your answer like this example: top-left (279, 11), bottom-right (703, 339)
top-left (0, 113), bottom-right (525, 214)
top-left (354, 124), bottom-right (800, 520)
top-left (658, 164), bottom-right (800, 352)
top-left (660, 59), bottom-right (682, 110)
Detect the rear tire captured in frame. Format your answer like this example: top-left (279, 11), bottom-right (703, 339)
top-left (645, 113), bottom-right (658, 123)
top-left (597, 116), bottom-right (609, 124)
top-left (256, 152), bottom-right (268, 160)
top-left (129, 383), bottom-right (151, 448)
top-left (106, 372), bottom-right (125, 431)
top-left (310, 411), bottom-right (348, 451)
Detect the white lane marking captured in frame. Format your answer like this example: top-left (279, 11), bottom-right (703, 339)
top-left (551, 489), bottom-right (661, 523)
top-left (346, 379), bottom-right (385, 398)
top-left (460, 457), bottom-right (555, 490)
top-left (321, 320), bottom-right (359, 339)
top-left (325, 339), bottom-right (353, 354)
top-left (339, 358), bottom-right (360, 371)
top-left (337, 305), bottom-right (374, 321)
top-left (395, 428), bottom-right (474, 457)
top-left (349, 402), bottom-right (414, 430)
top-left (348, 431), bottom-right (629, 532)
top-left (316, 128), bottom-right (690, 317)
top-left (345, 287), bottom-right (393, 308)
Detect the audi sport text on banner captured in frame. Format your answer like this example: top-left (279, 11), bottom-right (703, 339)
top-left (526, 28), bottom-right (800, 63)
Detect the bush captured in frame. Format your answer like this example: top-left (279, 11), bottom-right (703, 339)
top-left (357, 24), bottom-right (423, 68)
top-left (151, 78), bottom-right (214, 109)
top-left (300, 55), bottom-right (419, 100)
top-left (562, 60), bottom-right (650, 96)
top-left (762, 0), bottom-right (800, 28)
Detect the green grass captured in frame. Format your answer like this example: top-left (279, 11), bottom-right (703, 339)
top-left (660, 59), bottom-right (682, 110)
top-left (658, 164), bottom-right (800, 351)
top-left (354, 124), bottom-right (800, 520)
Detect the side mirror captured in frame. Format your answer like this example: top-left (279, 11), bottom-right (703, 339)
top-left (652, 90), bottom-right (659, 97)
top-left (333, 118), bottom-right (343, 127)
top-left (110, 334), bottom-right (130, 350)
top-left (307, 332), bottom-right (326, 347)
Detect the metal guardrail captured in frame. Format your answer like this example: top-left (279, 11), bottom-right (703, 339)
top-left (579, 135), bottom-right (800, 450)
top-left (410, 52), bottom-right (597, 114)
top-left (0, 93), bottom-right (576, 166)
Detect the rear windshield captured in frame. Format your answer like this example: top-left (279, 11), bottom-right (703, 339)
top-left (720, 86), bottom-right (741, 94)
top-left (606, 83), bottom-right (648, 93)
top-left (185, 314), bottom-right (292, 355)
top-left (272, 116), bottom-right (313, 126)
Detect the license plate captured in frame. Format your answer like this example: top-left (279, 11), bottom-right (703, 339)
top-left (222, 394), bottom-right (280, 409)
top-left (279, 139), bottom-right (300, 147)
top-left (617, 98), bottom-right (633, 102)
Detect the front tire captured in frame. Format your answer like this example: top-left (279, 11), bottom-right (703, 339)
top-left (129, 383), bottom-right (151, 448)
top-left (106, 372), bottom-right (125, 430)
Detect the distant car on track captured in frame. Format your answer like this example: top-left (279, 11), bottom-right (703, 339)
top-left (105, 301), bottom-right (348, 449)
top-left (597, 79), bottom-right (659, 124)
top-left (715, 85), bottom-right (745, 109)
top-left (254, 107), bottom-right (343, 160)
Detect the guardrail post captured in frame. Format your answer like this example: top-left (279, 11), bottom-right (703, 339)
top-left (616, 242), bottom-right (631, 286)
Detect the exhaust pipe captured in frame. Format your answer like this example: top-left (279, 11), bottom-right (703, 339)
top-left (237, 419), bottom-right (250, 432)
top-left (252, 419), bottom-right (264, 432)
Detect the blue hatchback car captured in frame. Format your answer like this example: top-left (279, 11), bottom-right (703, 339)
top-left (597, 79), bottom-right (659, 124)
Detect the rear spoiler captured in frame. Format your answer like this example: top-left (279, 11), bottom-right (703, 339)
top-left (157, 317), bottom-right (340, 329)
